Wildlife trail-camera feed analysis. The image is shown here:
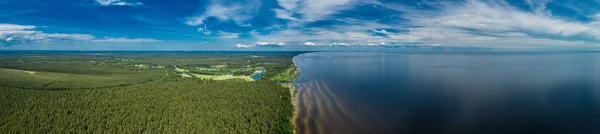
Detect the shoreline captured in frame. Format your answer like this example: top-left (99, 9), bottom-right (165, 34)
top-left (290, 56), bottom-right (299, 134)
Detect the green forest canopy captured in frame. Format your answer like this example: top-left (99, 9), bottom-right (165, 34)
top-left (0, 51), bottom-right (304, 133)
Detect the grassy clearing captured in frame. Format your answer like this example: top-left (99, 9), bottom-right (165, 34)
top-left (175, 65), bottom-right (264, 81)
top-left (191, 74), bottom-right (254, 81)
top-left (270, 65), bottom-right (299, 83)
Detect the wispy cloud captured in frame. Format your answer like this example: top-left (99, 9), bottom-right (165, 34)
top-left (253, 29), bottom-right (386, 46)
top-left (186, 0), bottom-right (260, 26)
top-left (0, 24), bottom-right (94, 46)
top-left (593, 13), bottom-right (600, 20)
top-left (0, 24), bottom-right (160, 46)
top-left (90, 37), bottom-right (162, 43)
top-left (95, 0), bottom-right (143, 6)
top-left (217, 31), bottom-right (241, 39)
top-left (256, 41), bottom-right (287, 47)
top-left (233, 43), bottom-right (255, 48)
top-left (251, 0), bottom-right (407, 48)
top-left (232, 41), bottom-right (287, 48)
top-left (6, 0), bottom-right (600, 50)
top-left (372, 0), bottom-right (600, 48)
top-left (0, 24), bottom-right (36, 31)
top-left (253, 0), bottom-right (600, 49)
top-left (272, 9), bottom-right (297, 20)
top-left (275, 0), bottom-right (355, 22)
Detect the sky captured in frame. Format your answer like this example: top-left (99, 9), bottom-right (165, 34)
top-left (1, 0), bottom-right (600, 50)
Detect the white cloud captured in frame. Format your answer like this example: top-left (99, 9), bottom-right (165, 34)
top-left (249, 30), bottom-right (260, 36)
top-left (197, 24), bottom-right (212, 35)
top-left (592, 13), bottom-right (600, 21)
top-left (419, 1), bottom-right (600, 39)
top-left (89, 37), bottom-right (162, 43)
top-left (367, 0), bottom-right (600, 48)
top-left (194, 0), bottom-right (600, 49)
top-left (303, 42), bottom-right (317, 46)
top-left (234, 44), bottom-right (255, 48)
top-left (332, 42), bottom-right (350, 46)
top-left (299, 0), bottom-right (354, 21)
top-left (0, 24), bottom-right (36, 31)
top-left (255, 8), bottom-right (396, 47)
top-left (256, 41), bottom-right (286, 46)
top-left (373, 29), bottom-right (390, 34)
top-left (95, 0), bottom-right (142, 6)
top-left (0, 24), bottom-right (161, 46)
top-left (217, 31), bottom-right (241, 39)
top-left (33, 33), bottom-right (95, 41)
top-left (232, 42), bottom-right (288, 49)
top-left (186, 0), bottom-right (259, 26)
top-left (242, 0), bottom-right (600, 49)
top-left (5, 36), bottom-right (14, 42)
top-left (274, 0), bottom-right (356, 24)
top-left (256, 29), bottom-right (385, 44)
top-left (0, 24), bottom-right (95, 46)
top-left (273, 9), bottom-right (297, 20)
top-left (277, 0), bottom-right (300, 10)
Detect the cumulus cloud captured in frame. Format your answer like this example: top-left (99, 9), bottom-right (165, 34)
top-left (89, 37), bottom-right (162, 43)
top-left (95, 0), bottom-right (142, 6)
top-left (303, 42), bottom-right (317, 46)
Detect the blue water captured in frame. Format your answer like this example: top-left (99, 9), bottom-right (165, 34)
top-left (252, 72), bottom-right (263, 80)
top-left (292, 52), bottom-right (600, 134)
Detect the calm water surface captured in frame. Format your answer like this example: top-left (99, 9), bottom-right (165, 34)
top-left (292, 52), bottom-right (600, 134)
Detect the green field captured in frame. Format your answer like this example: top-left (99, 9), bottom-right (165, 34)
top-left (191, 74), bottom-right (255, 81)
top-left (0, 51), bottom-right (302, 133)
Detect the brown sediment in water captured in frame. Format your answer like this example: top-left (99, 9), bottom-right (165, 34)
top-left (290, 84), bottom-right (298, 134)
top-left (291, 54), bottom-right (361, 134)
top-left (291, 54), bottom-right (365, 134)
top-left (294, 80), bottom-right (364, 134)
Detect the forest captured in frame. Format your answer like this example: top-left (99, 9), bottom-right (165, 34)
top-left (0, 51), bottom-right (303, 133)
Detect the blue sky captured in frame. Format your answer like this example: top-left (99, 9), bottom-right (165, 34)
top-left (1, 0), bottom-right (600, 50)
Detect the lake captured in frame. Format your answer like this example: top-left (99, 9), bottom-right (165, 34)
top-left (252, 71), bottom-right (263, 81)
top-left (291, 52), bottom-right (600, 134)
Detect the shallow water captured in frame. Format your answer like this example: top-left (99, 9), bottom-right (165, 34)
top-left (292, 52), bottom-right (600, 134)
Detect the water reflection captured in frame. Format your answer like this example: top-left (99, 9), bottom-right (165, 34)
top-left (292, 52), bottom-right (600, 134)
